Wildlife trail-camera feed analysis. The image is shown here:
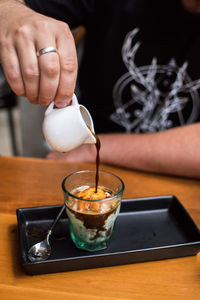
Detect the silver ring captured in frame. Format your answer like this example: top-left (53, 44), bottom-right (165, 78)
top-left (37, 46), bottom-right (57, 57)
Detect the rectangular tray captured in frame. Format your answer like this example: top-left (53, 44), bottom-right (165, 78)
top-left (16, 195), bottom-right (200, 275)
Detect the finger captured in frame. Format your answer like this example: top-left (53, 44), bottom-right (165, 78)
top-left (15, 35), bottom-right (39, 104)
top-left (37, 47), bottom-right (60, 106)
top-left (0, 44), bottom-right (25, 97)
top-left (54, 27), bottom-right (78, 107)
top-left (31, 19), bottom-right (61, 106)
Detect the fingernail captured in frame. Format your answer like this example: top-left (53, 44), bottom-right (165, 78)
top-left (40, 102), bottom-right (50, 107)
top-left (56, 101), bottom-right (67, 108)
top-left (56, 99), bottom-right (72, 107)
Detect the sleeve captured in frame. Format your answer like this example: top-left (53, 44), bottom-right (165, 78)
top-left (24, 0), bottom-right (97, 28)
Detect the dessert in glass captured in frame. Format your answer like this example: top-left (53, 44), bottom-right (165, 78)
top-left (62, 170), bottom-right (124, 251)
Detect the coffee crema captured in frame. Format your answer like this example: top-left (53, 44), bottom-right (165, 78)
top-left (74, 186), bottom-right (113, 212)
top-left (75, 187), bottom-right (107, 200)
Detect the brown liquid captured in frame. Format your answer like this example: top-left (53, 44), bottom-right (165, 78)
top-left (88, 126), bottom-right (101, 193)
top-left (67, 205), bottom-right (117, 240)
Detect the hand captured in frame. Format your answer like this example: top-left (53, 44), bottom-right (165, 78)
top-left (46, 144), bottom-right (96, 162)
top-left (0, 1), bottom-right (78, 107)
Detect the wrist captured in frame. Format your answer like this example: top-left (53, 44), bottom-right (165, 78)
top-left (1, 0), bottom-right (25, 6)
top-left (0, 0), bottom-right (27, 16)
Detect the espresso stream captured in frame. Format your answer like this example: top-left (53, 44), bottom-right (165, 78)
top-left (88, 126), bottom-right (101, 193)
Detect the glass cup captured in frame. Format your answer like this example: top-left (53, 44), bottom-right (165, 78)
top-left (62, 170), bottom-right (124, 251)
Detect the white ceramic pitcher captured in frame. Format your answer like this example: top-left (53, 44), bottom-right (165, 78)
top-left (42, 94), bottom-right (96, 152)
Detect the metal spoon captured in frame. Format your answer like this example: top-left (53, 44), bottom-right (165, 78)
top-left (27, 205), bottom-right (65, 262)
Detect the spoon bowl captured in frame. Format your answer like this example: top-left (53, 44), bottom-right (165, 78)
top-left (27, 205), bottom-right (65, 262)
top-left (28, 230), bottom-right (51, 262)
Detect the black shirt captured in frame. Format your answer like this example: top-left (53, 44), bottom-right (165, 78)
top-left (25, 0), bottom-right (200, 133)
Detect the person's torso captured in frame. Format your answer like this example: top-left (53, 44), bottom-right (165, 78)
top-left (79, 0), bottom-right (200, 133)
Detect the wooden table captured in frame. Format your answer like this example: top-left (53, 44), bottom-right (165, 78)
top-left (0, 156), bottom-right (200, 300)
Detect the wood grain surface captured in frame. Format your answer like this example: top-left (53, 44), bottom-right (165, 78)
top-left (0, 156), bottom-right (200, 300)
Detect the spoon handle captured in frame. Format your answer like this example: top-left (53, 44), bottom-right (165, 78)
top-left (48, 205), bottom-right (65, 236)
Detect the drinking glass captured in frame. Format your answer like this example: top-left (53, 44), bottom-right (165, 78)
top-left (62, 170), bottom-right (124, 251)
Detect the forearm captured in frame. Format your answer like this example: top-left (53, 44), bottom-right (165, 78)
top-left (99, 123), bottom-right (200, 178)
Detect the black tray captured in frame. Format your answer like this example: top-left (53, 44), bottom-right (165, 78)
top-left (16, 195), bottom-right (200, 275)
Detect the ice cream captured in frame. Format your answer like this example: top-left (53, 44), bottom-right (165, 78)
top-left (65, 186), bottom-right (121, 250)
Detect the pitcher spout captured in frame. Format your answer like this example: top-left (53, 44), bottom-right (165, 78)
top-left (79, 105), bottom-right (96, 144)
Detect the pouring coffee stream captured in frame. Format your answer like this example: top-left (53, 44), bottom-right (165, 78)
top-left (95, 135), bottom-right (101, 193)
top-left (87, 126), bottom-right (101, 193)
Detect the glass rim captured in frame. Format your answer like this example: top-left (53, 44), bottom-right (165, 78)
top-left (62, 169), bottom-right (125, 202)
